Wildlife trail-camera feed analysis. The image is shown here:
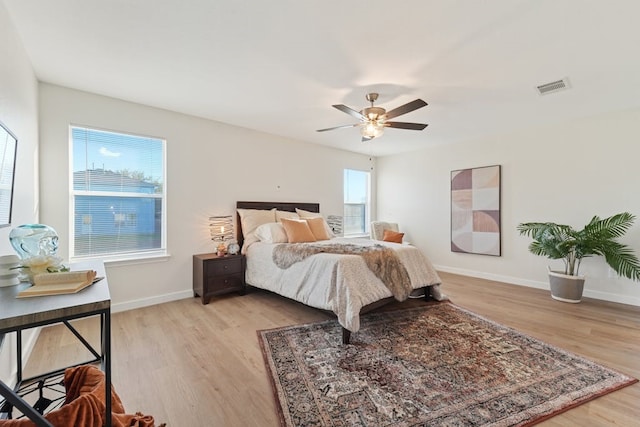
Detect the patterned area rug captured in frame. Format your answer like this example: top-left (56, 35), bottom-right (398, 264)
top-left (258, 302), bottom-right (637, 426)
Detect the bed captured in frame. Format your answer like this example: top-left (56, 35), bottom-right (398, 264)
top-left (236, 201), bottom-right (445, 343)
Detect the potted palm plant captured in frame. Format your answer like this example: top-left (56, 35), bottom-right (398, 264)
top-left (517, 212), bottom-right (640, 303)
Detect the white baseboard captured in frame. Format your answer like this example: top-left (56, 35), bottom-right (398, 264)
top-left (111, 289), bottom-right (193, 313)
top-left (1, 290), bottom-right (191, 385)
top-left (434, 264), bottom-right (640, 307)
top-left (434, 265), bottom-right (548, 289)
top-left (580, 289), bottom-right (640, 307)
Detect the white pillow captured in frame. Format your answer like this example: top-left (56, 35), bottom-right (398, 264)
top-left (255, 222), bottom-right (288, 243)
top-left (295, 208), bottom-right (321, 219)
top-left (275, 210), bottom-right (299, 222)
top-left (237, 208), bottom-right (276, 240)
top-left (295, 208), bottom-right (335, 238)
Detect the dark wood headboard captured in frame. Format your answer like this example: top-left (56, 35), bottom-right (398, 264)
top-left (236, 201), bottom-right (320, 248)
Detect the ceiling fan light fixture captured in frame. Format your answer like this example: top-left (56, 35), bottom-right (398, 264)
top-left (318, 93), bottom-right (428, 141)
top-left (361, 120), bottom-right (385, 139)
top-left (363, 106), bottom-right (386, 121)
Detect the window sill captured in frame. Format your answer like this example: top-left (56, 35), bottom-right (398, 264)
top-left (70, 252), bottom-right (171, 268)
top-left (342, 233), bottom-right (371, 239)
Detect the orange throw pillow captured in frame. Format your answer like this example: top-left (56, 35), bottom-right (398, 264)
top-left (305, 217), bottom-right (331, 241)
top-left (281, 218), bottom-right (317, 243)
top-left (382, 229), bottom-right (404, 243)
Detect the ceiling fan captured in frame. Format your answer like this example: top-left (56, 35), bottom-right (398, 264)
top-left (317, 93), bottom-right (428, 142)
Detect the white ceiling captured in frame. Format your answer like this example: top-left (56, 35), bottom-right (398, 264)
top-left (4, 0), bottom-right (640, 156)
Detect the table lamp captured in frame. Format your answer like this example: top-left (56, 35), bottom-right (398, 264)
top-left (209, 216), bottom-right (234, 256)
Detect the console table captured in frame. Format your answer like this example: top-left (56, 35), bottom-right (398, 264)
top-left (0, 260), bottom-right (111, 426)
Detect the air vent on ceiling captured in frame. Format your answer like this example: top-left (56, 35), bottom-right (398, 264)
top-left (536, 77), bottom-right (571, 96)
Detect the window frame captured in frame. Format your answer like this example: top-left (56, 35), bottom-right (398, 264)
top-left (68, 125), bottom-right (168, 263)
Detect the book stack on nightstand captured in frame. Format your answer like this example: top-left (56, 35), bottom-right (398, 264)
top-left (192, 253), bottom-right (246, 304)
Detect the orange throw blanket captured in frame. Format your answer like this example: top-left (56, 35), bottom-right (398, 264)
top-left (0, 365), bottom-right (162, 427)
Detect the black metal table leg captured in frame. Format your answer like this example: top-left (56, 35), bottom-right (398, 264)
top-left (0, 381), bottom-right (52, 427)
top-left (103, 309), bottom-right (112, 426)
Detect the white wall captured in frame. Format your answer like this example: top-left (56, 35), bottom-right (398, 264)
top-left (377, 108), bottom-right (640, 306)
top-left (0, 2), bottom-right (40, 384)
top-left (38, 83), bottom-right (375, 311)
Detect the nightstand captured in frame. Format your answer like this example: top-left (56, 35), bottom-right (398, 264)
top-left (193, 253), bottom-right (246, 304)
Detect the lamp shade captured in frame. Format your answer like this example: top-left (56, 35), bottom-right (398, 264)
top-left (209, 216), bottom-right (234, 241)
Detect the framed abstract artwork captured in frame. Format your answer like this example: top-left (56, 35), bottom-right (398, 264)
top-left (451, 165), bottom-right (501, 256)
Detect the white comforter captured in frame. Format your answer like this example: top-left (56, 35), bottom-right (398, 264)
top-left (244, 238), bottom-right (444, 332)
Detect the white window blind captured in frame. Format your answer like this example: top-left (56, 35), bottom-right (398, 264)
top-left (343, 169), bottom-right (370, 235)
top-left (0, 122), bottom-right (17, 226)
top-left (70, 126), bottom-right (166, 259)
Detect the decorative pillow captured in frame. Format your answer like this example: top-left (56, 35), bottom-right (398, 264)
top-left (296, 208), bottom-right (335, 237)
top-left (295, 208), bottom-right (321, 219)
top-left (276, 210), bottom-right (299, 221)
top-left (305, 217), bottom-right (331, 241)
top-left (237, 208), bottom-right (276, 237)
top-left (255, 222), bottom-right (288, 243)
top-left (281, 218), bottom-right (317, 243)
top-left (382, 229), bottom-right (404, 243)
top-left (371, 221), bottom-right (399, 240)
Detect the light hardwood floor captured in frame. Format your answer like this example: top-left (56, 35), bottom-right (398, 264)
top-left (24, 272), bottom-right (640, 426)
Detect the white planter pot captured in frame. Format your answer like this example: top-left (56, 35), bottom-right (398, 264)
top-left (548, 268), bottom-right (585, 303)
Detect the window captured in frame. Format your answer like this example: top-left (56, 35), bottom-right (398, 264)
top-left (343, 169), bottom-right (370, 235)
top-left (70, 126), bottom-right (166, 260)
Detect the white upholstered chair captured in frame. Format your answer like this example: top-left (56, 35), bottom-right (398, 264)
top-left (370, 221), bottom-right (399, 241)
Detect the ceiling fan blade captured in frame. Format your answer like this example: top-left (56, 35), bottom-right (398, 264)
top-left (317, 123), bottom-right (360, 132)
top-left (333, 104), bottom-right (366, 121)
top-left (385, 121), bottom-right (428, 130)
top-left (384, 99), bottom-right (427, 120)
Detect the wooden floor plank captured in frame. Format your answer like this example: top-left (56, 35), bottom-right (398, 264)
top-left (23, 273), bottom-right (640, 426)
